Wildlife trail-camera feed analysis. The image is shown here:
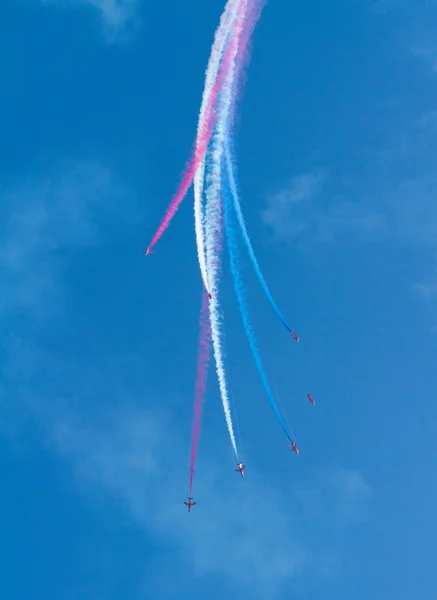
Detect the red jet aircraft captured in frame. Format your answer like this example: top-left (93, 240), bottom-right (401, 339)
top-left (291, 441), bottom-right (299, 455)
top-left (235, 462), bottom-right (246, 478)
top-left (144, 248), bottom-right (153, 256)
top-left (184, 497), bottom-right (196, 512)
top-left (292, 332), bottom-right (299, 342)
top-left (307, 393), bottom-right (315, 405)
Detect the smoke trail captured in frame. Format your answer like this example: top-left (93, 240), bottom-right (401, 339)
top-left (147, 25), bottom-right (243, 254)
top-left (195, 0), bottom-right (267, 295)
top-left (189, 290), bottom-right (211, 495)
top-left (146, 80), bottom-right (218, 253)
top-left (194, 0), bottom-right (241, 295)
top-left (225, 142), bottom-right (293, 333)
top-left (223, 162), bottom-right (292, 443)
top-left (204, 0), bottom-right (249, 460)
top-left (228, 0), bottom-right (267, 126)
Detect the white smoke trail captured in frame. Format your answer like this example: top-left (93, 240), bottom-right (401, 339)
top-left (205, 0), bottom-right (248, 459)
top-left (194, 0), bottom-right (241, 296)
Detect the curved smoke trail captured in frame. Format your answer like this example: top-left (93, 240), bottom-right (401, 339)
top-left (223, 163), bottom-right (292, 443)
top-left (195, 0), bottom-right (268, 296)
top-left (194, 0), bottom-right (241, 295)
top-left (147, 80), bottom-right (218, 253)
top-left (189, 291), bottom-right (211, 495)
top-left (225, 143), bottom-right (293, 334)
top-left (220, 2), bottom-right (291, 334)
top-left (227, 0), bottom-right (267, 127)
top-left (147, 20), bottom-right (244, 254)
top-left (204, 0), bottom-right (249, 460)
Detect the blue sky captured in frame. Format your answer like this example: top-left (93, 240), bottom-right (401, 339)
top-left (1, 0), bottom-right (437, 598)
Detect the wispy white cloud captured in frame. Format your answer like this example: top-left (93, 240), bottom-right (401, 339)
top-left (262, 171), bottom-right (386, 247)
top-left (40, 0), bottom-right (140, 39)
top-left (46, 401), bottom-right (371, 597)
top-left (0, 160), bottom-right (125, 318)
top-left (46, 402), bottom-right (307, 596)
top-left (263, 150), bottom-right (437, 323)
top-left (416, 281), bottom-right (437, 300)
top-left (87, 0), bottom-right (139, 38)
top-left (263, 144), bottom-right (437, 252)
top-left (416, 278), bottom-right (437, 326)
top-left (261, 171), bottom-right (326, 241)
top-left (1, 333), bottom-right (372, 597)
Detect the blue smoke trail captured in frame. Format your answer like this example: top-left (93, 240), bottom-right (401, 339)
top-left (224, 142), bottom-right (293, 335)
top-left (222, 158), bottom-right (292, 443)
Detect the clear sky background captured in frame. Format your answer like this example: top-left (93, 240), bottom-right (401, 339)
top-left (1, 1), bottom-right (437, 599)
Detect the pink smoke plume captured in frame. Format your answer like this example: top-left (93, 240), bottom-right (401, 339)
top-left (146, 17), bottom-right (244, 253)
top-left (189, 291), bottom-right (212, 495)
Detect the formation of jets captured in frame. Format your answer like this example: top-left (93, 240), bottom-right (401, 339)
top-left (143, 253), bottom-right (316, 511)
top-left (182, 393), bottom-right (317, 510)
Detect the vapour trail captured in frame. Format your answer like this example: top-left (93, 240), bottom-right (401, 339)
top-left (225, 143), bottom-right (293, 334)
top-left (189, 291), bottom-right (211, 495)
top-left (146, 23), bottom-right (242, 254)
top-left (194, 0), bottom-right (241, 295)
top-left (223, 163), bottom-right (293, 443)
top-left (204, 0), bottom-right (249, 460)
top-left (195, 0), bottom-right (268, 296)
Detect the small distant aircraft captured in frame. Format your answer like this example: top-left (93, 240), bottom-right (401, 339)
top-left (208, 293), bottom-right (212, 300)
top-left (184, 497), bottom-right (196, 512)
top-left (291, 441), bottom-right (299, 455)
top-left (144, 248), bottom-right (153, 256)
top-left (307, 393), bottom-right (315, 406)
top-left (235, 462), bottom-right (246, 478)
top-left (292, 332), bottom-right (299, 342)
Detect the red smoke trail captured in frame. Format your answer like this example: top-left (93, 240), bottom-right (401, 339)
top-left (147, 88), bottom-right (216, 252)
top-left (147, 24), bottom-right (241, 253)
top-left (189, 290), bottom-right (212, 495)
